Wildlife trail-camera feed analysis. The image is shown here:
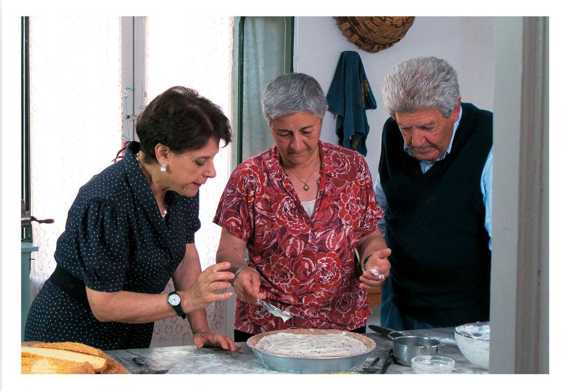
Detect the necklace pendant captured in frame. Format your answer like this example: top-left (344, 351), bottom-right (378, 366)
top-left (303, 183), bottom-right (310, 191)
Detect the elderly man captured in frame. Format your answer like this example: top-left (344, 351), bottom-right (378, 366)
top-left (215, 73), bottom-right (391, 341)
top-left (376, 57), bottom-right (493, 329)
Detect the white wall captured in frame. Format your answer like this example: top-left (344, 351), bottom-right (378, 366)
top-left (294, 16), bottom-right (496, 179)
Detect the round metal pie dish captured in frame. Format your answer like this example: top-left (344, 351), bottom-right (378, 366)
top-left (247, 328), bottom-right (376, 373)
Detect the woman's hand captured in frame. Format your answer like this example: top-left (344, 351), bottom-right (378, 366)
top-left (193, 331), bottom-right (238, 352)
top-left (182, 262), bottom-right (234, 313)
top-left (359, 248), bottom-right (392, 289)
top-left (233, 266), bottom-right (265, 304)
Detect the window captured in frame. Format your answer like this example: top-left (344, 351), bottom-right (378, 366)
top-left (22, 16), bottom-right (294, 347)
top-left (23, 16), bottom-right (235, 347)
top-left (26, 17), bottom-right (122, 295)
top-left (234, 17), bottom-right (294, 163)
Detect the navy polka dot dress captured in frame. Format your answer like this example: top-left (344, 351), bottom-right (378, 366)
top-left (24, 142), bottom-right (201, 350)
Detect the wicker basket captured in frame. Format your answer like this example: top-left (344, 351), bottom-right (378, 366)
top-left (335, 17), bottom-right (415, 53)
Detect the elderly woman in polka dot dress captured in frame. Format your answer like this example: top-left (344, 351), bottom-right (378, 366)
top-left (24, 86), bottom-right (237, 351)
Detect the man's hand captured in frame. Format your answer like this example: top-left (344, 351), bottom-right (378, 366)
top-left (193, 331), bottom-right (238, 352)
top-left (359, 248), bottom-right (391, 289)
top-left (233, 266), bottom-right (266, 304)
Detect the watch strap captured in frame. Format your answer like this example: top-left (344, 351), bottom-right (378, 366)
top-left (168, 292), bottom-right (186, 319)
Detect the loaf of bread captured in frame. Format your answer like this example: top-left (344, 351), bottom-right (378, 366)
top-left (21, 354), bottom-right (96, 374)
top-left (21, 341), bottom-right (127, 374)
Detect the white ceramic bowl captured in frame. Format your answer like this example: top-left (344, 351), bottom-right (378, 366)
top-left (454, 322), bottom-right (490, 369)
top-left (411, 355), bottom-right (455, 374)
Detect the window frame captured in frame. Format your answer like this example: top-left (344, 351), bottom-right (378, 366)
top-left (121, 16), bottom-right (146, 142)
top-left (21, 16), bottom-right (31, 242)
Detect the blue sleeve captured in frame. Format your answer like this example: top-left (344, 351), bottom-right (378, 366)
top-left (374, 175), bottom-right (388, 234)
top-left (481, 149), bottom-right (493, 251)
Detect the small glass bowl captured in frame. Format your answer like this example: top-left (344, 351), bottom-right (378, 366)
top-left (411, 355), bottom-right (455, 374)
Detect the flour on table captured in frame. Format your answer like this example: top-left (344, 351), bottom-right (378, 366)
top-left (255, 332), bottom-right (368, 358)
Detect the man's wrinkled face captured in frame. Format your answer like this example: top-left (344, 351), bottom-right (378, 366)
top-left (395, 104), bottom-right (460, 162)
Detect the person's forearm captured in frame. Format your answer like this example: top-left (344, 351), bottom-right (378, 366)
top-left (216, 246), bottom-right (246, 272)
top-left (187, 308), bottom-right (210, 334)
top-left (86, 289), bottom-right (177, 324)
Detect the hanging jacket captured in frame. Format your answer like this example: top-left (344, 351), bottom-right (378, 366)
top-left (326, 50), bottom-right (377, 156)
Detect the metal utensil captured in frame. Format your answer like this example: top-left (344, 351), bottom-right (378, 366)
top-left (130, 354), bottom-right (169, 374)
top-left (368, 324), bottom-right (405, 339)
top-left (360, 355), bottom-right (382, 373)
top-left (392, 336), bottom-right (440, 366)
top-left (380, 349), bottom-right (394, 374)
top-left (257, 299), bottom-right (292, 322)
top-left (368, 325), bottom-right (440, 366)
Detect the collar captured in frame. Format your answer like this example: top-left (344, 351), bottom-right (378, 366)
top-left (268, 141), bottom-right (330, 172)
top-left (440, 103), bottom-right (463, 159)
top-left (266, 141), bottom-right (331, 189)
top-left (124, 142), bottom-right (169, 218)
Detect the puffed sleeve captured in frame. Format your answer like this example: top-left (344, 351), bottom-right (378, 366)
top-left (213, 162), bottom-right (258, 242)
top-left (75, 199), bottom-right (130, 292)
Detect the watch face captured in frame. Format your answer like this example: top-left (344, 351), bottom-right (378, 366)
top-left (168, 293), bottom-right (181, 306)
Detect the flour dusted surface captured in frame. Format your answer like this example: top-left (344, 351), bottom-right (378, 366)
top-left (255, 332), bottom-right (369, 358)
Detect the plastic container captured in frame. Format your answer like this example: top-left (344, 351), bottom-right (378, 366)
top-left (411, 355), bottom-right (455, 374)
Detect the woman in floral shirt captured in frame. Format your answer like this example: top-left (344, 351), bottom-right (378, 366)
top-left (214, 73), bottom-right (391, 341)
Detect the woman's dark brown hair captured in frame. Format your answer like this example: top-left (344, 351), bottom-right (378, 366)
top-left (135, 86), bottom-right (231, 162)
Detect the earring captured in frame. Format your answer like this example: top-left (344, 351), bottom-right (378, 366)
top-left (160, 164), bottom-right (167, 173)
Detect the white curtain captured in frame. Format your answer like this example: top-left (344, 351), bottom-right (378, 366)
top-left (29, 17), bottom-right (122, 298)
top-left (27, 16), bottom-right (234, 348)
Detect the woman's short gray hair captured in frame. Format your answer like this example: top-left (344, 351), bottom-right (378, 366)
top-left (381, 56), bottom-right (460, 118)
top-left (262, 73), bottom-right (327, 122)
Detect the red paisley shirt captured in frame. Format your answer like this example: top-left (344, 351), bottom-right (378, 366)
top-left (214, 141), bottom-right (383, 334)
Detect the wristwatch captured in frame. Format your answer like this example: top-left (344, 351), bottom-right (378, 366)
top-left (167, 291), bottom-right (186, 319)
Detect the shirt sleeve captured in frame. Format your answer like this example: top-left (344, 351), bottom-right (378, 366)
top-left (374, 174), bottom-right (388, 235)
top-left (75, 199), bottom-right (129, 292)
top-left (355, 155), bottom-right (383, 239)
top-left (213, 163), bottom-right (257, 242)
top-left (481, 148), bottom-right (493, 251)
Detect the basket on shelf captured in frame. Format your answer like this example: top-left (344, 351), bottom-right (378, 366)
top-left (335, 17), bottom-right (415, 53)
